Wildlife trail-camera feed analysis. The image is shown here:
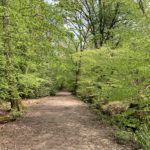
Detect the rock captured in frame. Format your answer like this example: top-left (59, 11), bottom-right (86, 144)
top-left (101, 101), bottom-right (129, 115)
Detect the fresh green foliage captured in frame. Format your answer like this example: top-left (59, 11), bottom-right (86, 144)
top-left (0, 0), bottom-right (149, 148)
top-left (0, 0), bottom-right (75, 109)
top-left (75, 47), bottom-right (149, 148)
top-left (76, 48), bottom-right (149, 102)
top-left (114, 130), bottom-right (133, 145)
top-left (135, 125), bottom-right (150, 150)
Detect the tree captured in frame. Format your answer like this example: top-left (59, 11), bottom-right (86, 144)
top-left (0, 0), bottom-right (22, 111)
top-left (56, 0), bottom-right (124, 48)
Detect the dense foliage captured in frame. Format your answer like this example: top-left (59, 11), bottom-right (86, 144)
top-left (0, 0), bottom-right (149, 149)
top-left (0, 0), bottom-right (75, 110)
top-left (75, 47), bottom-right (149, 147)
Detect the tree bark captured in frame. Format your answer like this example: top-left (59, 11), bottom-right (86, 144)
top-left (74, 52), bottom-right (82, 95)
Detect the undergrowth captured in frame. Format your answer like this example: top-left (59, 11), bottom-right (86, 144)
top-left (76, 47), bottom-right (150, 150)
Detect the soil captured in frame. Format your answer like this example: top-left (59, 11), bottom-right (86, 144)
top-left (0, 92), bottom-right (133, 150)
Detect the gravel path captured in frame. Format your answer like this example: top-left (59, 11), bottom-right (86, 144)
top-left (0, 92), bottom-right (132, 150)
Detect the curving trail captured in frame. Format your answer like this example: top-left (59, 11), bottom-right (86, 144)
top-left (0, 92), bottom-right (132, 150)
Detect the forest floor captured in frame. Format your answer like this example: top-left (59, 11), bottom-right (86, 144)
top-left (0, 92), bottom-right (133, 150)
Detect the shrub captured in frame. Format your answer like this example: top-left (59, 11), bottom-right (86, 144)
top-left (135, 125), bottom-right (150, 150)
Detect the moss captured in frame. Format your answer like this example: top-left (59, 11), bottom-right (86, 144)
top-left (114, 130), bottom-right (133, 144)
top-left (0, 109), bottom-right (22, 124)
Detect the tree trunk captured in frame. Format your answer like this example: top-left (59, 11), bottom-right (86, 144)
top-left (1, 0), bottom-right (22, 112)
top-left (74, 53), bottom-right (82, 95)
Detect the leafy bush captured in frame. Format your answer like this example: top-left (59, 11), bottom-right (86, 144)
top-left (135, 125), bottom-right (150, 150)
top-left (77, 47), bottom-right (149, 103)
top-left (18, 74), bottom-right (58, 98)
top-left (75, 47), bottom-right (150, 148)
top-left (114, 130), bottom-right (133, 145)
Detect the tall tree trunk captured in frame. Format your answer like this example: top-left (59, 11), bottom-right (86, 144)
top-left (91, 26), bottom-right (98, 48)
top-left (1, 0), bottom-right (22, 112)
top-left (74, 52), bottom-right (82, 95)
top-left (98, 0), bottom-right (105, 47)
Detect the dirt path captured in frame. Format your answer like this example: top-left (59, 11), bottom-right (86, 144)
top-left (0, 92), bottom-right (132, 150)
